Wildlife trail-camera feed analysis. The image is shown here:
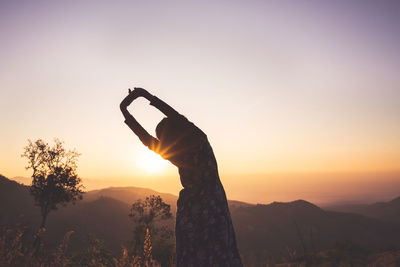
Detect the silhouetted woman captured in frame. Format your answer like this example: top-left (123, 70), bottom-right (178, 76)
top-left (120, 88), bottom-right (242, 266)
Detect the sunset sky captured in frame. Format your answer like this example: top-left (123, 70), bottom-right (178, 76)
top-left (1, 0), bottom-right (399, 204)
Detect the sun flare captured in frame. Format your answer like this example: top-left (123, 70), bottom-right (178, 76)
top-left (138, 150), bottom-right (169, 174)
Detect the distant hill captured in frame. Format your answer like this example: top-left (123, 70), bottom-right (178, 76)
top-left (84, 186), bottom-right (179, 213)
top-left (0, 174), bottom-right (37, 225)
top-left (11, 176), bottom-right (31, 185)
top-left (45, 196), bottom-right (132, 253)
top-left (84, 186), bottom-right (253, 214)
top-left (231, 200), bottom-right (400, 262)
top-left (326, 196), bottom-right (400, 223)
top-left (1, 174), bottom-right (400, 263)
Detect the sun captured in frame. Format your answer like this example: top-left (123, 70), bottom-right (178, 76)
top-left (138, 150), bottom-right (169, 173)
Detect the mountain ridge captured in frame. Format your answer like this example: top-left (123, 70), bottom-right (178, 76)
top-left (326, 195), bottom-right (400, 223)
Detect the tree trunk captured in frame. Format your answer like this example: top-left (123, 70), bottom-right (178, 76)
top-left (33, 211), bottom-right (48, 257)
top-left (40, 212), bottom-right (48, 229)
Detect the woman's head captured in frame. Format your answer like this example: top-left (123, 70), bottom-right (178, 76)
top-left (155, 116), bottom-right (204, 164)
top-left (156, 117), bottom-right (186, 144)
top-left (155, 117), bottom-right (169, 140)
top-left (155, 116), bottom-right (199, 150)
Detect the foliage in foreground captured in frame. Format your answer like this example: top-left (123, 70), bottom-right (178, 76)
top-left (244, 241), bottom-right (400, 267)
top-left (0, 223), bottom-right (162, 267)
top-left (128, 195), bottom-right (174, 266)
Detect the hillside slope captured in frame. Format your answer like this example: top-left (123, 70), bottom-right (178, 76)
top-left (326, 196), bottom-right (400, 223)
top-left (84, 186), bottom-right (179, 212)
top-left (1, 175), bottom-right (400, 262)
top-left (0, 175), bottom-right (38, 225)
top-left (231, 200), bottom-right (400, 262)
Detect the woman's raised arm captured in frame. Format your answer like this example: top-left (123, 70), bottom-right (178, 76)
top-left (123, 87), bottom-right (180, 118)
top-left (133, 88), bottom-right (181, 118)
top-left (120, 88), bottom-right (159, 150)
top-left (149, 96), bottom-right (180, 118)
